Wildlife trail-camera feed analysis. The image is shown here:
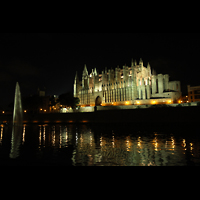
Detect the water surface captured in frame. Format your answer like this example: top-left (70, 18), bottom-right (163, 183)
top-left (0, 123), bottom-right (200, 166)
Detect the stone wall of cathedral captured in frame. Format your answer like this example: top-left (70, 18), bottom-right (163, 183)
top-left (74, 59), bottom-right (182, 106)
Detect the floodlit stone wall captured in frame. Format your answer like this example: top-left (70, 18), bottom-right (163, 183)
top-left (74, 59), bottom-right (182, 107)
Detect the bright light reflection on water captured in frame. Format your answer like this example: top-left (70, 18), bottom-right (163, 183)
top-left (0, 123), bottom-right (200, 166)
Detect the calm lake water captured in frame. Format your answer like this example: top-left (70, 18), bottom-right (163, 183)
top-left (0, 123), bottom-right (200, 166)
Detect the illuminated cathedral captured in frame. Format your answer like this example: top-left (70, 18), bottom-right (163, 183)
top-left (74, 59), bottom-right (181, 107)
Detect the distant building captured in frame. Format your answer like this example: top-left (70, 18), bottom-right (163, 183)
top-left (49, 95), bottom-right (59, 113)
top-left (38, 88), bottom-right (46, 97)
top-left (49, 95), bottom-right (73, 113)
top-left (178, 95), bottom-right (189, 104)
top-left (188, 85), bottom-right (200, 102)
top-left (39, 96), bottom-right (50, 113)
top-left (74, 59), bottom-right (182, 107)
top-left (23, 87), bottom-right (51, 113)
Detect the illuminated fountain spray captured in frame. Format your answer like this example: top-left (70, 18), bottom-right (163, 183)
top-left (10, 82), bottom-right (23, 159)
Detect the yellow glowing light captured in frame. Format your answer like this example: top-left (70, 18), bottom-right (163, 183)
top-left (152, 101), bottom-right (157, 104)
top-left (183, 139), bottom-right (186, 148)
top-left (168, 100), bottom-right (172, 104)
top-left (2, 111), bottom-right (5, 114)
top-left (40, 108), bottom-right (43, 111)
top-left (138, 137), bottom-right (142, 148)
top-left (44, 110), bottom-right (47, 112)
top-left (137, 102), bottom-right (140, 105)
top-left (125, 101), bottom-right (130, 105)
top-left (190, 143), bottom-right (194, 151)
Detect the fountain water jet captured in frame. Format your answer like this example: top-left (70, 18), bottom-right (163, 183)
top-left (9, 82), bottom-right (23, 159)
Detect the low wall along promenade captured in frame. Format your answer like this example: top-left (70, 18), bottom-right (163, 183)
top-left (1, 104), bottom-right (200, 126)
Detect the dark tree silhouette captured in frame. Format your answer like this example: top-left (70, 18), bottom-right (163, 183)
top-left (58, 92), bottom-right (80, 109)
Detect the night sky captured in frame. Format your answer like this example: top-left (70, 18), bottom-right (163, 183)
top-left (0, 33), bottom-right (200, 109)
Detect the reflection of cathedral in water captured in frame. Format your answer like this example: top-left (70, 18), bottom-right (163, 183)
top-left (6, 124), bottom-right (198, 166)
top-left (71, 127), bottom-right (188, 166)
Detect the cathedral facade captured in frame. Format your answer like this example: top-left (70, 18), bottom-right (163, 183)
top-left (74, 59), bottom-right (181, 107)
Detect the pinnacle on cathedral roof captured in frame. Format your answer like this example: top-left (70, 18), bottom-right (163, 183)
top-left (134, 60), bottom-right (137, 66)
top-left (94, 68), bottom-right (97, 76)
top-left (131, 59), bottom-right (138, 67)
top-left (84, 64), bottom-right (87, 71)
top-left (74, 71), bottom-right (80, 82)
top-left (83, 64), bottom-right (88, 76)
top-left (75, 71), bottom-right (78, 79)
top-left (131, 59), bottom-right (134, 67)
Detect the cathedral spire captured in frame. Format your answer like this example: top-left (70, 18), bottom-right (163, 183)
top-left (94, 68), bottom-right (97, 76)
top-left (74, 71), bottom-right (79, 97)
top-left (147, 62), bottom-right (151, 71)
top-left (147, 62), bottom-right (151, 76)
top-left (134, 60), bottom-right (137, 66)
top-left (139, 58), bottom-right (143, 71)
top-left (83, 64), bottom-right (88, 76)
top-left (131, 59), bottom-right (134, 67)
top-left (139, 58), bottom-right (143, 65)
top-left (75, 71), bottom-right (78, 79)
